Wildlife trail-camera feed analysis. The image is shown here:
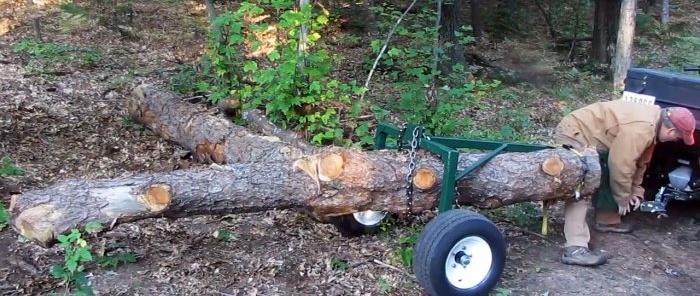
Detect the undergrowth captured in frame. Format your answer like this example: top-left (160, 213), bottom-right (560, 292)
top-left (13, 39), bottom-right (102, 77)
top-left (51, 222), bottom-right (138, 295)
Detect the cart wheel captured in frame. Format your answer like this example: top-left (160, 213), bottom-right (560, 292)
top-left (330, 210), bottom-right (387, 237)
top-left (413, 209), bottom-right (506, 296)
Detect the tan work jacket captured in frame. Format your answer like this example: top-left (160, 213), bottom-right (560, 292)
top-left (562, 100), bottom-right (661, 205)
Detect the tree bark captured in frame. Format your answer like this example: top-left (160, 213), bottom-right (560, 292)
top-left (469, 0), bottom-right (484, 40)
top-left (612, 0), bottom-right (637, 91)
top-left (8, 84), bottom-right (602, 248)
top-left (661, 0), bottom-right (669, 24)
top-left (592, 0), bottom-right (622, 65)
top-left (439, 0), bottom-right (467, 75)
top-left (26, 0), bottom-right (42, 42)
top-left (203, 0), bottom-right (222, 45)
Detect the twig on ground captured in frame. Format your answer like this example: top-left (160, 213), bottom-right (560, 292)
top-left (372, 259), bottom-right (415, 279)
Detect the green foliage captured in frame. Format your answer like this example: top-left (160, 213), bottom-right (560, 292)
top-left (0, 202), bottom-right (8, 231)
top-left (367, 4), bottom-right (501, 137)
top-left (201, 0), bottom-right (366, 144)
top-left (330, 258), bottom-right (350, 275)
top-left (482, 202), bottom-right (542, 231)
top-left (50, 222), bottom-right (137, 295)
top-left (212, 228), bottom-right (237, 241)
top-left (490, 287), bottom-right (513, 296)
top-left (390, 226), bottom-right (421, 268)
top-left (170, 62), bottom-right (209, 94)
top-left (0, 156), bottom-right (18, 232)
top-left (96, 251), bottom-right (138, 269)
top-left (377, 276), bottom-right (392, 294)
top-left (0, 156), bottom-right (23, 177)
top-left (14, 39), bottom-right (101, 76)
top-left (51, 228), bottom-right (96, 295)
top-left (668, 36), bottom-right (700, 74)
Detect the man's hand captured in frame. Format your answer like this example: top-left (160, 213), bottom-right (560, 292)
top-left (629, 195), bottom-right (642, 211)
top-left (618, 203), bottom-right (631, 215)
top-left (618, 195), bottom-right (643, 216)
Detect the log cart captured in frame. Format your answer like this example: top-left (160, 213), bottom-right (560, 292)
top-left (332, 122), bottom-right (553, 296)
top-left (8, 85), bottom-right (600, 296)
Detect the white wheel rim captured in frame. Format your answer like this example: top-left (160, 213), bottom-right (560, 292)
top-left (352, 210), bottom-right (386, 226)
top-left (444, 236), bottom-right (493, 289)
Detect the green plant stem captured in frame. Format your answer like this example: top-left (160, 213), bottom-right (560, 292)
top-left (360, 0), bottom-right (419, 101)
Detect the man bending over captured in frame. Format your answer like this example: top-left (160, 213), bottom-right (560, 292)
top-left (553, 100), bottom-right (696, 266)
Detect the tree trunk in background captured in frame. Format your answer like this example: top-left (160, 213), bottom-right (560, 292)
top-left (470, 0), bottom-right (484, 40)
top-left (612, 0), bottom-right (637, 91)
top-left (592, 0), bottom-right (622, 67)
top-left (203, 0), bottom-right (221, 45)
top-left (661, 0), bottom-right (670, 24)
top-left (439, 0), bottom-right (467, 75)
top-left (365, 0), bottom-right (377, 33)
top-left (298, 0), bottom-right (310, 73)
top-left (26, 0), bottom-right (42, 42)
top-left (503, 0), bottom-right (518, 15)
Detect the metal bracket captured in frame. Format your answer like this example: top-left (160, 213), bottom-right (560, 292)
top-left (373, 122), bottom-right (553, 213)
top-left (639, 187), bottom-right (670, 218)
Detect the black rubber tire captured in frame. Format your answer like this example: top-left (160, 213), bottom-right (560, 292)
top-left (413, 209), bottom-right (506, 296)
top-left (330, 214), bottom-right (382, 237)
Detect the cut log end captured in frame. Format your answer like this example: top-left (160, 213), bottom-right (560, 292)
top-left (13, 204), bottom-right (58, 248)
top-left (541, 157), bottom-right (565, 176)
top-left (319, 153), bottom-right (344, 181)
top-left (141, 184), bottom-right (172, 212)
top-left (413, 167), bottom-right (437, 190)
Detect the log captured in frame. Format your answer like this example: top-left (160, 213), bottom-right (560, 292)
top-left (126, 85), bottom-right (309, 164)
top-left (241, 108), bottom-right (315, 153)
top-left (8, 84), bottom-right (602, 247)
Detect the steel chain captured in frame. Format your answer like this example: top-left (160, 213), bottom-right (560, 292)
top-left (397, 123), bottom-right (407, 151)
top-left (405, 126), bottom-right (422, 212)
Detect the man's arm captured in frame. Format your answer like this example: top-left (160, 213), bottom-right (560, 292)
top-left (630, 144), bottom-right (656, 197)
top-left (607, 124), bottom-right (656, 206)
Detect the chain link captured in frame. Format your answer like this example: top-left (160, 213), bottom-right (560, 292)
top-left (397, 123), bottom-right (407, 151)
top-left (405, 126), bottom-right (422, 213)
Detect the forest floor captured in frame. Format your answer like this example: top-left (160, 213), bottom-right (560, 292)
top-left (1, 0), bottom-right (700, 295)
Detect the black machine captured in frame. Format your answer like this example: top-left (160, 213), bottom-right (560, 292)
top-left (624, 65), bottom-right (700, 217)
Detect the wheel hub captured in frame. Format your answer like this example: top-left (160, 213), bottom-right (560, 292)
top-left (444, 236), bottom-right (493, 289)
top-left (352, 210), bottom-right (387, 226)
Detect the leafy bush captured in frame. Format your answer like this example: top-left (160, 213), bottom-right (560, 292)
top-left (367, 4), bottom-right (501, 136)
top-left (200, 0), bottom-right (366, 144)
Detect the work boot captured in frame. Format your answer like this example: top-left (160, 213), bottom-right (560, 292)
top-left (594, 222), bottom-right (633, 233)
top-left (561, 246), bottom-right (607, 266)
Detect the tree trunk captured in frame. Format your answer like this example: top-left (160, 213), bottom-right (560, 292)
top-left (661, 0), bottom-right (670, 24)
top-left (203, 0), bottom-right (222, 45)
top-left (364, 0), bottom-right (378, 33)
top-left (533, 0), bottom-right (558, 41)
top-left (592, 0), bottom-right (622, 65)
top-left (439, 0), bottom-right (467, 75)
top-left (8, 84), bottom-right (602, 248)
top-left (470, 0), bottom-right (484, 40)
top-left (26, 0), bottom-right (42, 42)
top-left (298, 0), bottom-right (310, 73)
top-left (612, 0), bottom-right (637, 91)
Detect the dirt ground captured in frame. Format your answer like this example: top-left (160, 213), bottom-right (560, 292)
top-left (1, 1), bottom-right (700, 296)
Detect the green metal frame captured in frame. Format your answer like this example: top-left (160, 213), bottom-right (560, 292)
top-left (373, 122), bottom-right (553, 212)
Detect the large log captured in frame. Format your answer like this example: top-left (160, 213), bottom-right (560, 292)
top-left (8, 84), bottom-right (602, 247)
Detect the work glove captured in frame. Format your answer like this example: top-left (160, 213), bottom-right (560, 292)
top-left (618, 195), bottom-right (643, 216)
